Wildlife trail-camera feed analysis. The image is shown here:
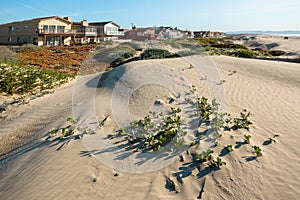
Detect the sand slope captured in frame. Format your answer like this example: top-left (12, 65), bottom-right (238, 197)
top-left (0, 56), bottom-right (299, 200)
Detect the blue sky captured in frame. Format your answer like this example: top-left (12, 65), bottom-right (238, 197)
top-left (0, 0), bottom-right (299, 31)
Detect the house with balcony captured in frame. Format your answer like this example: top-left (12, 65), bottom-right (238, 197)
top-left (89, 21), bottom-right (124, 41)
top-left (0, 16), bottom-right (124, 46)
top-left (71, 20), bottom-right (99, 44)
top-left (0, 16), bottom-right (73, 46)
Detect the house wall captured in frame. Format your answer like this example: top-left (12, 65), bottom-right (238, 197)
top-left (0, 17), bottom-right (72, 46)
top-left (0, 20), bottom-right (39, 45)
top-left (38, 18), bottom-right (71, 32)
top-left (104, 23), bottom-right (119, 35)
top-left (0, 17), bottom-right (123, 45)
top-left (125, 29), bottom-right (156, 41)
top-left (38, 18), bottom-right (72, 46)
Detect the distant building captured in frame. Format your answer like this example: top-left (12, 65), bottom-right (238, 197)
top-left (125, 26), bottom-right (157, 41)
top-left (0, 16), bottom-right (124, 46)
top-left (156, 26), bottom-right (194, 40)
top-left (125, 25), bottom-right (194, 41)
top-left (193, 31), bottom-right (225, 38)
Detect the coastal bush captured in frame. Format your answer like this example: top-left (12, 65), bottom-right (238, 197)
top-left (121, 42), bottom-right (143, 51)
top-left (140, 48), bottom-right (180, 60)
top-left (16, 44), bottom-right (42, 53)
top-left (119, 106), bottom-right (186, 151)
top-left (0, 63), bottom-right (72, 95)
top-left (0, 47), bottom-right (18, 63)
top-left (94, 45), bottom-right (136, 64)
top-left (211, 43), bottom-right (248, 49)
top-left (230, 49), bottom-right (256, 58)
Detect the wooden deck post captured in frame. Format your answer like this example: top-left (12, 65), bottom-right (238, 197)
top-left (43, 35), bottom-right (46, 46)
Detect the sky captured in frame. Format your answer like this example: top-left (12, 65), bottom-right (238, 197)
top-left (0, 0), bottom-right (299, 31)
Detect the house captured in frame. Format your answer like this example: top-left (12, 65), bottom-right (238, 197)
top-left (71, 20), bottom-right (99, 44)
top-left (125, 26), bottom-right (157, 41)
top-left (0, 16), bottom-right (124, 46)
top-left (193, 31), bottom-right (225, 38)
top-left (89, 21), bottom-right (124, 41)
top-left (156, 26), bottom-right (194, 40)
top-left (0, 16), bottom-right (73, 46)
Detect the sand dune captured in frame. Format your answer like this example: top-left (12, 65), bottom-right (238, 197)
top-left (234, 34), bottom-right (300, 58)
top-left (0, 55), bottom-right (299, 199)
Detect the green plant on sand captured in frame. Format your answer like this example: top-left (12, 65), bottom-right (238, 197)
top-left (253, 145), bottom-right (262, 157)
top-left (244, 134), bottom-right (251, 144)
top-left (226, 144), bottom-right (233, 152)
top-left (209, 157), bottom-right (226, 168)
top-left (99, 115), bottom-right (109, 128)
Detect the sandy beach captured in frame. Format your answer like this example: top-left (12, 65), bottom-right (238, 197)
top-left (0, 49), bottom-right (299, 199)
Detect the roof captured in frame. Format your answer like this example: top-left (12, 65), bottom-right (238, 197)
top-left (89, 21), bottom-right (120, 27)
top-left (71, 22), bottom-right (82, 25)
top-left (1, 16), bottom-right (71, 26)
top-left (137, 27), bottom-right (155, 32)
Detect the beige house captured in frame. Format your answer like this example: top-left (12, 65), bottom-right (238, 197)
top-left (0, 16), bottom-right (124, 46)
top-left (0, 16), bottom-right (72, 46)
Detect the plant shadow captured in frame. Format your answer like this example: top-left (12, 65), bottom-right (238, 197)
top-left (235, 141), bottom-right (246, 149)
top-left (244, 156), bottom-right (256, 162)
top-left (263, 140), bottom-right (272, 146)
top-left (219, 147), bottom-right (230, 157)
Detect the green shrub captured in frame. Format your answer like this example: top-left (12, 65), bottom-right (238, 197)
top-left (140, 49), bottom-right (179, 60)
top-left (0, 63), bottom-right (71, 95)
top-left (230, 49), bottom-right (256, 58)
top-left (0, 47), bottom-right (18, 63)
top-left (16, 44), bottom-right (42, 53)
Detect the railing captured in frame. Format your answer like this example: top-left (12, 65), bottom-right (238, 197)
top-left (105, 31), bottom-right (124, 36)
top-left (38, 29), bottom-right (97, 35)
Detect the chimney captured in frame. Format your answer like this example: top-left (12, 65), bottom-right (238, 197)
top-left (81, 19), bottom-right (88, 27)
top-left (63, 16), bottom-right (71, 21)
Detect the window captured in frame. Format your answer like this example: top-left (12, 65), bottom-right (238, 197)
top-left (137, 32), bottom-right (144, 36)
top-left (49, 25), bottom-right (55, 33)
top-left (16, 27), bottom-right (19, 32)
top-left (57, 26), bottom-right (65, 33)
top-left (46, 37), bottom-right (55, 45)
top-left (9, 26), bottom-right (14, 32)
top-left (86, 27), bottom-right (96, 33)
top-left (43, 25), bottom-right (49, 33)
top-left (17, 37), bottom-right (20, 43)
top-left (24, 25), bottom-right (29, 29)
top-left (8, 37), bottom-right (12, 42)
top-left (23, 37), bottom-right (28, 44)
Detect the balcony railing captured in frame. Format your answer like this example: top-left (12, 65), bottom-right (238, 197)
top-left (38, 29), bottom-right (97, 35)
top-left (105, 31), bottom-right (124, 36)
